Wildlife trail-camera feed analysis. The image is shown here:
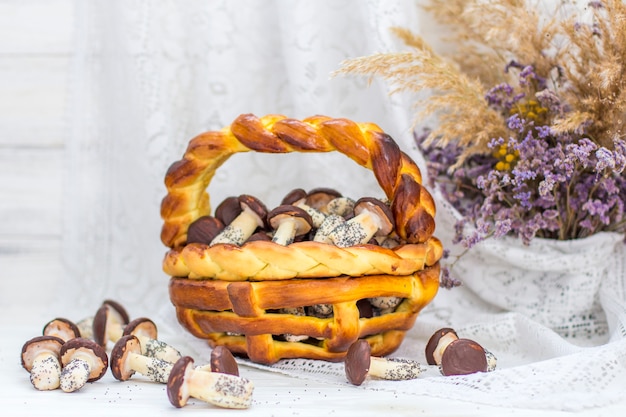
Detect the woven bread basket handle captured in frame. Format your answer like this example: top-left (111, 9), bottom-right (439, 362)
top-left (160, 114), bottom-right (436, 248)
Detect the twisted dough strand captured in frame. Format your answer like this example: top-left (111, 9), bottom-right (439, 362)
top-left (161, 114), bottom-right (436, 248)
top-left (163, 237), bottom-right (443, 281)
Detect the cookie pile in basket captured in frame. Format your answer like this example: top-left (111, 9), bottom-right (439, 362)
top-left (161, 114), bottom-right (443, 364)
top-left (171, 189), bottom-right (439, 317)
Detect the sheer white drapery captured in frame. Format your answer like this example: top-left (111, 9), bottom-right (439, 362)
top-left (63, 0), bottom-right (423, 311)
top-left (63, 0), bottom-right (626, 411)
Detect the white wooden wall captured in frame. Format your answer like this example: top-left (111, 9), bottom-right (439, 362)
top-left (0, 0), bottom-right (73, 314)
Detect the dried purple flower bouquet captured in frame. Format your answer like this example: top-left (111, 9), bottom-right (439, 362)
top-left (418, 63), bottom-right (626, 248)
top-left (337, 0), bottom-right (626, 255)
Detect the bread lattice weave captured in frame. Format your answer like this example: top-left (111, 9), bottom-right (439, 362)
top-left (171, 264), bottom-right (440, 364)
top-left (162, 114), bottom-right (442, 364)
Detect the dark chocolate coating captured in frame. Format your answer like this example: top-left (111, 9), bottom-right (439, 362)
top-left (215, 196), bottom-right (241, 226)
top-left (59, 337), bottom-right (109, 382)
top-left (440, 338), bottom-right (488, 376)
top-left (167, 356), bottom-right (194, 408)
top-left (42, 317), bottom-right (81, 341)
top-left (305, 187), bottom-right (342, 209)
top-left (345, 339), bottom-right (371, 386)
top-left (267, 205), bottom-right (313, 237)
top-left (110, 335), bottom-right (140, 381)
top-left (21, 335), bottom-right (64, 371)
top-left (102, 299), bottom-right (130, 324)
top-left (122, 317), bottom-right (158, 338)
top-left (425, 327), bottom-right (458, 365)
top-left (186, 215), bottom-right (224, 244)
top-left (356, 299), bottom-right (374, 319)
top-left (210, 345), bottom-right (239, 376)
top-left (93, 300), bottom-right (130, 346)
top-left (238, 194), bottom-right (269, 229)
top-left (245, 231), bottom-right (271, 242)
top-left (281, 188), bottom-right (307, 205)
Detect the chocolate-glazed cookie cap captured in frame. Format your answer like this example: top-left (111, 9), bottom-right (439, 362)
top-left (42, 317), bottom-right (81, 341)
top-left (305, 187), bottom-right (342, 210)
top-left (167, 356), bottom-right (195, 408)
top-left (238, 194), bottom-right (269, 228)
top-left (210, 346), bottom-right (239, 376)
top-left (245, 231), bottom-right (271, 242)
top-left (59, 337), bottom-right (109, 382)
top-left (122, 317), bottom-right (158, 339)
top-left (186, 216), bottom-right (225, 245)
top-left (440, 338), bottom-right (488, 376)
top-left (102, 299), bottom-right (130, 324)
top-left (215, 196), bottom-right (242, 226)
top-left (21, 335), bottom-right (65, 372)
top-left (356, 299), bottom-right (374, 318)
top-left (353, 197), bottom-right (395, 236)
top-left (344, 339), bottom-right (371, 386)
top-left (425, 327), bottom-right (458, 365)
top-left (110, 334), bottom-right (141, 381)
top-left (268, 205), bottom-right (313, 236)
top-left (281, 188), bottom-right (307, 205)
top-left (93, 300), bottom-right (130, 346)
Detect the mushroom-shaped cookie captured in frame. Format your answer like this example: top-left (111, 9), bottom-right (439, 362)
top-left (186, 216), bottom-right (225, 245)
top-left (214, 196), bottom-right (242, 226)
top-left (94, 306), bottom-right (181, 362)
top-left (59, 338), bottom-right (108, 392)
top-left (328, 197), bottom-right (394, 247)
top-left (43, 318), bottom-right (81, 342)
top-left (313, 213), bottom-right (345, 243)
top-left (425, 327), bottom-right (459, 366)
top-left (325, 196), bottom-right (355, 218)
top-left (21, 335), bottom-right (65, 391)
top-left (368, 296), bottom-right (403, 312)
top-left (75, 316), bottom-right (94, 340)
top-left (110, 336), bottom-right (237, 384)
top-left (167, 356), bottom-right (254, 409)
top-left (441, 339), bottom-right (489, 376)
top-left (110, 335), bottom-right (174, 383)
top-left (281, 188), bottom-right (327, 228)
top-left (92, 299), bottom-right (130, 347)
top-left (279, 307), bottom-right (309, 342)
top-left (425, 328), bottom-right (496, 375)
top-left (210, 195), bottom-right (268, 246)
top-left (305, 187), bottom-right (342, 212)
top-left (308, 303), bottom-right (333, 318)
top-left (344, 340), bottom-right (423, 386)
top-left (268, 205), bottom-right (313, 245)
top-left (210, 346), bottom-right (239, 376)
top-left (122, 317), bottom-right (182, 362)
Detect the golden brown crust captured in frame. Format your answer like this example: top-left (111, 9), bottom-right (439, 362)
top-left (170, 264), bottom-right (440, 364)
top-left (163, 113), bottom-right (442, 364)
top-left (160, 114), bottom-right (436, 248)
top-left (163, 237), bottom-right (443, 281)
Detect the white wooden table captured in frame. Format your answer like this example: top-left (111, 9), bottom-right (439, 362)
top-left (1, 1), bottom-right (625, 415)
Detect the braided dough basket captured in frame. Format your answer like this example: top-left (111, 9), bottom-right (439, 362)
top-left (162, 114), bottom-right (442, 365)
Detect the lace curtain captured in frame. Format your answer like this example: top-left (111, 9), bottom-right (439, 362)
top-left (63, 0), bottom-right (425, 311)
top-left (62, 0), bottom-right (626, 411)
